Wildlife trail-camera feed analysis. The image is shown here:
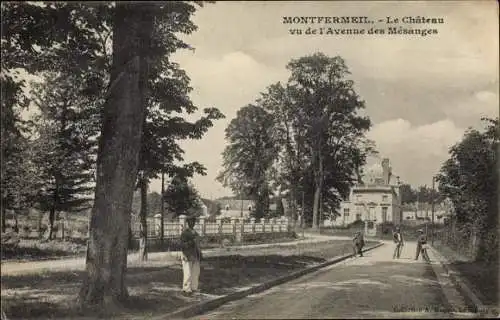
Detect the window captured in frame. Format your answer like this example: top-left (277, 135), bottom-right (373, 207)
top-left (382, 207), bottom-right (388, 223)
top-left (225, 205), bottom-right (230, 211)
top-left (343, 208), bottom-right (350, 217)
top-left (356, 194), bottom-right (362, 202)
top-left (356, 214), bottom-right (362, 221)
top-left (382, 195), bottom-right (388, 202)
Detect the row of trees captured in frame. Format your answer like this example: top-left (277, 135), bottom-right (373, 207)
top-left (399, 184), bottom-right (441, 206)
top-left (2, 2), bottom-right (223, 307)
top-left (436, 117), bottom-right (498, 263)
top-left (217, 53), bottom-right (376, 228)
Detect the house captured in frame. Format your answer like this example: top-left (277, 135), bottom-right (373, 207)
top-left (402, 200), bottom-right (453, 225)
top-left (215, 198), bottom-right (255, 219)
top-left (329, 158), bottom-right (403, 235)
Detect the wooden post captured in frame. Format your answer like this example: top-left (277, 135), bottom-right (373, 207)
top-left (231, 217), bottom-right (238, 242)
top-left (216, 217), bottom-right (223, 247)
top-left (179, 215), bottom-right (187, 234)
top-left (154, 214), bottom-right (161, 237)
top-left (199, 216), bottom-right (206, 236)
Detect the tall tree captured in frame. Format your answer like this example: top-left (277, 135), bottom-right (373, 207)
top-left (163, 174), bottom-right (202, 218)
top-left (1, 2), bottom-right (111, 234)
top-left (399, 183), bottom-right (417, 204)
top-left (132, 1), bottom-right (223, 260)
top-left (260, 82), bottom-right (308, 223)
top-left (262, 53), bottom-right (373, 229)
top-left (437, 117), bottom-right (498, 262)
top-left (79, 3), bottom-right (155, 307)
top-left (217, 104), bottom-right (279, 220)
top-left (30, 73), bottom-right (97, 240)
top-left (0, 73), bottom-right (33, 232)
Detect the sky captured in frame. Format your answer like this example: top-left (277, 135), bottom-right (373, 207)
top-left (147, 0), bottom-right (498, 199)
top-left (17, 1), bottom-right (497, 199)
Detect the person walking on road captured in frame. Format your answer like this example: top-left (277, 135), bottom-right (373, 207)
top-left (353, 231), bottom-right (365, 257)
top-left (180, 215), bottom-right (203, 296)
top-left (393, 226), bottom-right (404, 259)
top-left (415, 229), bottom-right (430, 262)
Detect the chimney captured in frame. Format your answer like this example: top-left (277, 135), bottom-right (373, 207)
top-left (381, 158), bottom-right (391, 185)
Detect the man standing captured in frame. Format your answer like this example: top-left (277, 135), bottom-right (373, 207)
top-left (393, 226), bottom-right (404, 259)
top-left (415, 229), bottom-right (429, 261)
top-left (353, 231), bottom-right (365, 257)
top-left (180, 216), bottom-right (202, 296)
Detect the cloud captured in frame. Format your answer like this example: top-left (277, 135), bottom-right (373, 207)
top-left (174, 50), bottom-right (287, 119)
top-left (153, 51), bottom-right (288, 198)
top-left (154, 1), bottom-right (498, 198)
top-left (367, 119), bottom-right (464, 186)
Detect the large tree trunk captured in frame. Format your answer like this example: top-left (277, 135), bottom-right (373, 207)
top-left (1, 204), bottom-right (6, 232)
top-left (79, 3), bottom-right (153, 309)
top-left (13, 210), bottom-right (19, 233)
top-left (312, 152), bottom-right (323, 230)
top-left (312, 186), bottom-right (321, 230)
top-left (37, 209), bottom-right (44, 238)
top-left (289, 185), bottom-right (298, 223)
top-left (139, 174), bottom-right (148, 261)
top-left (46, 207), bottom-right (55, 240)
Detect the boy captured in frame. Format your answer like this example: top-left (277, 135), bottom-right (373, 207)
top-left (415, 229), bottom-right (430, 261)
top-left (180, 216), bottom-right (203, 295)
top-left (393, 226), bottom-right (404, 259)
top-left (353, 231), bottom-right (365, 257)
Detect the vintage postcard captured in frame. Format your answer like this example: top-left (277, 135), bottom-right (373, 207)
top-left (1, 1), bottom-right (498, 319)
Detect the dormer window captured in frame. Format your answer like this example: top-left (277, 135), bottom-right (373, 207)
top-left (225, 205), bottom-right (230, 211)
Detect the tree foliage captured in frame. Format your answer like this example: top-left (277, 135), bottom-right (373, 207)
top-left (437, 117), bottom-right (499, 262)
top-left (217, 104), bottom-right (278, 220)
top-left (1, 2), bottom-right (111, 233)
top-left (399, 183), bottom-right (440, 206)
top-left (28, 72), bottom-right (97, 238)
top-left (163, 175), bottom-right (202, 218)
top-left (2, 0), bottom-right (220, 309)
top-left (250, 53), bottom-right (374, 227)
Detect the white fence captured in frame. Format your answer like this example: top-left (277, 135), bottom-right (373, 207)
top-left (131, 215), bottom-right (292, 239)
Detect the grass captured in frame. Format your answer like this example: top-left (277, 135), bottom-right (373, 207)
top-left (1, 240), bottom-right (375, 319)
top-left (433, 241), bottom-right (499, 307)
top-left (1, 238), bottom-right (88, 262)
top-left (1, 233), bottom-right (300, 263)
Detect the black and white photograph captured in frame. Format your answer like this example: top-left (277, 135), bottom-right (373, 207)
top-left (1, 1), bottom-right (499, 319)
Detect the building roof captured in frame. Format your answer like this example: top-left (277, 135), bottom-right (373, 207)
top-left (215, 199), bottom-right (254, 209)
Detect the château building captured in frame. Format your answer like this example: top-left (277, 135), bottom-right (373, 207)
top-left (332, 158), bottom-right (403, 235)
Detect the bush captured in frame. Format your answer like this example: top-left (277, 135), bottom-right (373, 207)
top-left (220, 217), bottom-right (231, 224)
top-left (242, 231), bottom-right (296, 243)
top-left (378, 222), bottom-right (395, 235)
top-left (478, 228), bottom-right (499, 264)
top-left (347, 219), bottom-right (364, 229)
top-left (1, 231), bottom-right (20, 250)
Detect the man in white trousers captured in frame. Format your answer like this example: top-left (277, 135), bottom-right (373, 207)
top-left (180, 215), bottom-right (202, 296)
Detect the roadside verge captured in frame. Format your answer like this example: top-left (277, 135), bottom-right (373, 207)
top-left (1, 235), bottom-right (348, 276)
top-left (428, 246), bottom-right (498, 317)
top-left (158, 241), bottom-right (384, 320)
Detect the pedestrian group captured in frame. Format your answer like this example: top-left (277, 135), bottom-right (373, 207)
top-left (353, 226), bottom-right (431, 262)
top-left (179, 216), bottom-right (432, 297)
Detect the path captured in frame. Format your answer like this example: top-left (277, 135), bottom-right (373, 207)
top-left (189, 242), bottom-right (478, 319)
top-left (0, 233), bottom-right (350, 276)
